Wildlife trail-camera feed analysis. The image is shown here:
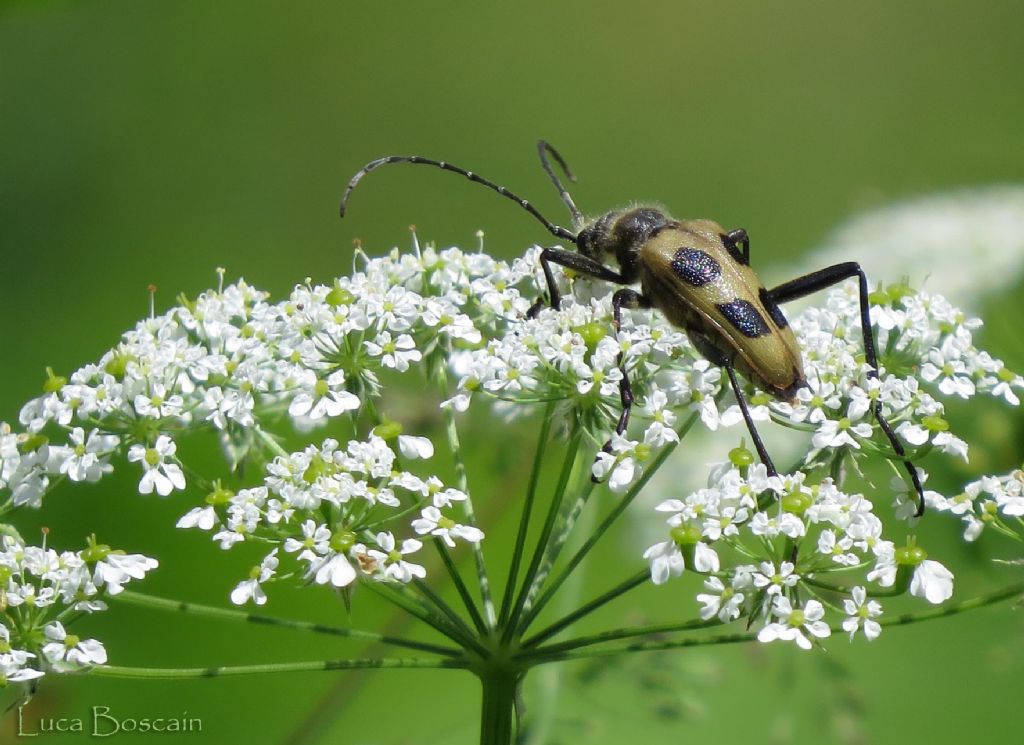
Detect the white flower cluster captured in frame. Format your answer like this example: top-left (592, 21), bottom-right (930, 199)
top-left (176, 435), bottom-right (476, 604)
top-left (930, 467), bottom-right (1024, 542)
top-left (2, 235), bottom-right (1021, 656)
top-left (5, 244), bottom-right (540, 508)
top-left (644, 464), bottom-right (956, 649)
top-left (0, 534), bottom-right (157, 684)
top-left (8, 240), bottom-right (1019, 511)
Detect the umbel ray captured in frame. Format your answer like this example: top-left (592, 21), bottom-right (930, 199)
top-left (339, 141), bottom-right (926, 515)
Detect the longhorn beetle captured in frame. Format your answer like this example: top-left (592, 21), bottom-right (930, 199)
top-left (339, 142), bottom-right (926, 516)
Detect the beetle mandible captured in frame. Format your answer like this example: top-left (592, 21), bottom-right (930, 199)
top-left (339, 141), bottom-right (926, 515)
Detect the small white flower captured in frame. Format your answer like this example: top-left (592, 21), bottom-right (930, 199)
top-left (749, 511), bottom-right (806, 539)
top-left (411, 506), bottom-right (484, 547)
top-left (176, 505), bottom-right (218, 531)
top-left (812, 417), bottom-right (873, 450)
top-left (58, 428), bottom-right (118, 483)
top-left (203, 386), bottom-right (255, 428)
top-left (364, 532), bottom-right (426, 583)
top-left (92, 552), bottom-right (160, 595)
top-left (920, 346), bottom-right (975, 398)
top-left (591, 433), bottom-right (644, 493)
top-left (817, 529), bottom-right (859, 566)
top-left (230, 550), bottom-right (279, 605)
top-left (133, 382), bottom-right (184, 419)
top-left (41, 622), bottom-right (107, 671)
top-left (126, 435), bottom-right (186, 496)
top-left (910, 559), bottom-right (954, 604)
top-left (365, 332), bottom-right (422, 372)
top-left (288, 369), bottom-right (360, 421)
top-left (757, 597), bottom-right (831, 650)
top-left (841, 586), bottom-right (883, 640)
top-left (430, 486), bottom-right (468, 509)
top-left (0, 654), bottom-right (44, 683)
top-left (642, 540), bottom-right (685, 585)
top-left (751, 561), bottom-right (800, 597)
top-left (283, 519), bottom-right (331, 562)
top-left (312, 551), bottom-right (357, 588)
top-left (696, 575), bottom-right (745, 622)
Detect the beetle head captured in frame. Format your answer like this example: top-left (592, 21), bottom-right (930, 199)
top-left (575, 212), bottom-right (617, 262)
top-left (577, 207), bottom-right (669, 278)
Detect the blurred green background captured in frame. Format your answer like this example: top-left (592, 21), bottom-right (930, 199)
top-left (2, 1), bottom-right (1023, 743)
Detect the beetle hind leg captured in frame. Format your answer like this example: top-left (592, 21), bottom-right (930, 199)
top-left (724, 365), bottom-right (778, 477)
top-left (768, 262), bottom-right (926, 515)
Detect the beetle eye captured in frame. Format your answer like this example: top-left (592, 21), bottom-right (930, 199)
top-left (576, 226), bottom-right (599, 258)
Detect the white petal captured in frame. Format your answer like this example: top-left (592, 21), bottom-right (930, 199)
top-left (910, 560), bottom-right (954, 604)
top-left (398, 435), bottom-right (434, 460)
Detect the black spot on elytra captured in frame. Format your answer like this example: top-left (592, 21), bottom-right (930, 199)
top-left (759, 287), bottom-right (789, 329)
top-left (716, 299), bottom-right (771, 337)
top-left (671, 248), bottom-right (721, 286)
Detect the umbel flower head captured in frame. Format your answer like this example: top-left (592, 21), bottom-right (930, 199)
top-left (1, 231), bottom-right (1022, 684)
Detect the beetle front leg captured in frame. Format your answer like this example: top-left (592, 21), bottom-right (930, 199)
top-left (767, 262), bottom-right (926, 515)
top-left (527, 247), bottom-right (631, 318)
top-left (597, 288), bottom-right (652, 458)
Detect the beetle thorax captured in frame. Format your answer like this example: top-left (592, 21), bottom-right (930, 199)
top-left (576, 207), bottom-right (670, 282)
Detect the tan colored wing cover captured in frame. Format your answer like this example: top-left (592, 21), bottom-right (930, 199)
top-left (639, 220), bottom-right (804, 400)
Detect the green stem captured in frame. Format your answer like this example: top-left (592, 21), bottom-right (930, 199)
top-left (516, 405), bottom-right (707, 635)
top-left (521, 616), bottom-right (717, 661)
top-left (411, 577), bottom-right (487, 653)
top-left (253, 426), bottom-right (290, 458)
top-left (84, 657), bottom-right (468, 680)
top-left (437, 361), bottom-right (497, 628)
top-left (520, 464), bottom-right (595, 619)
top-left (522, 569), bottom-right (649, 649)
top-left (804, 577), bottom-right (907, 597)
top-left (114, 591), bottom-right (461, 657)
top-left (478, 669), bottom-right (521, 745)
top-left (876, 580), bottom-right (1024, 626)
top-left (498, 401), bottom-right (556, 628)
top-left (430, 539), bottom-right (488, 634)
top-left (528, 580), bottom-right (1024, 664)
top-left (517, 497), bottom-right (600, 745)
top-left (503, 415), bottom-right (584, 643)
top-left (362, 578), bottom-right (485, 655)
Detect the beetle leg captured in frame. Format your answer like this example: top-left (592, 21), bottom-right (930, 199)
top-left (767, 262), bottom-right (926, 516)
top-left (527, 247), bottom-right (631, 317)
top-left (724, 365), bottom-right (778, 477)
top-left (722, 228), bottom-right (750, 265)
top-left (588, 288), bottom-right (653, 475)
top-left (527, 253), bottom-right (562, 318)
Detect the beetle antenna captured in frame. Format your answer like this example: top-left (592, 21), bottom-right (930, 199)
top-left (340, 155), bottom-right (577, 244)
top-left (537, 140), bottom-right (583, 226)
